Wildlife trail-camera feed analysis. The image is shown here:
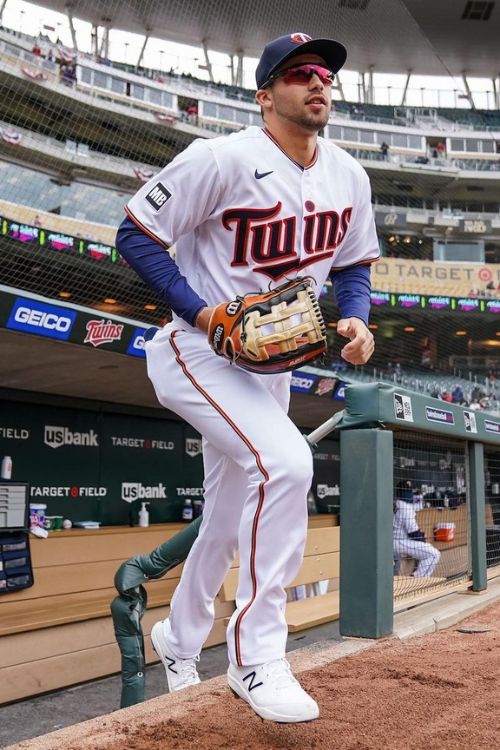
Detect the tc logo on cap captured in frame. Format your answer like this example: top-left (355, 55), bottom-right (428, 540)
top-left (290, 33), bottom-right (312, 44)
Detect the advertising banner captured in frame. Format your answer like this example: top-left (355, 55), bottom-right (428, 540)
top-left (0, 400), bottom-right (204, 524)
top-left (372, 257), bottom-right (500, 298)
top-left (0, 288), bottom-right (150, 356)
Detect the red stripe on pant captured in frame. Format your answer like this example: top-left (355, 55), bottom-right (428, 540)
top-left (169, 330), bottom-right (269, 666)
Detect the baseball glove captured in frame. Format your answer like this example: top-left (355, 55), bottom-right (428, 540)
top-left (207, 276), bottom-right (327, 374)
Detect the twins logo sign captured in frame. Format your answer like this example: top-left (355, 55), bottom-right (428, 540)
top-left (393, 393), bottom-right (414, 422)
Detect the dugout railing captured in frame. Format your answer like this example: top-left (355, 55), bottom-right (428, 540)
top-left (338, 382), bottom-right (500, 639)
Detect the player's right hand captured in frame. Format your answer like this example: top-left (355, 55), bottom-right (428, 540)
top-left (337, 317), bottom-right (374, 364)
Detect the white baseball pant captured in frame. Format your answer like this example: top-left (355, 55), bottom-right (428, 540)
top-left (145, 323), bottom-right (313, 666)
top-left (394, 538), bottom-right (441, 577)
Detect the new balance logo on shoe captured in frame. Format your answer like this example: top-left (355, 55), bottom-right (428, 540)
top-left (242, 671), bottom-right (264, 691)
top-left (165, 656), bottom-right (177, 674)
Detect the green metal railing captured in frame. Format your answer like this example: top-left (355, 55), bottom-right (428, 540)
top-left (339, 382), bottom-right (500, 638)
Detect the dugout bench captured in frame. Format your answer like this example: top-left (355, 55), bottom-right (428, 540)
top-left (0, 515), bottom-right (340, 704)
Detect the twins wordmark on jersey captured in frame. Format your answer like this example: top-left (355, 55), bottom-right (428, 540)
top-left (127, 127), bottom-right (379, 304)
top-left (222, 200), bottom-right (352, 280)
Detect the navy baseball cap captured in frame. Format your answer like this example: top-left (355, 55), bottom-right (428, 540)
top-left (256, 32), bottom-right (347, 89)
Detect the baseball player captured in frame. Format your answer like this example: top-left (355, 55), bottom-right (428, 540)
top-left (393, 481), bottom-right (441, 577)
top-left (116, 33), bottom-right (379, 723)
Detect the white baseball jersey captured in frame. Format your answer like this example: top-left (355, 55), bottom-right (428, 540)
top-left (393, 500), bottom-right (440, 577)
top-left (130, 125), bottom-right (379, 669)
top-left (126, 125), bottom-right (379, 327)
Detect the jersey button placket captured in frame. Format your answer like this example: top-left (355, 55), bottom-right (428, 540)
top-left (301, 170), bottom-right (313, 262)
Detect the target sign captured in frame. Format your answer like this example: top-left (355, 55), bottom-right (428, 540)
top-left (478, 267), bottom-right (493, 282)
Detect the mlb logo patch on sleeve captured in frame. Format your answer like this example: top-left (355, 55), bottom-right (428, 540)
top-left (145, 182), bottom-right (171, 210)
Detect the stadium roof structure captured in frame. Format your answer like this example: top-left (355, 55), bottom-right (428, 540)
top-left (35, 0), bottom-right (499, 79)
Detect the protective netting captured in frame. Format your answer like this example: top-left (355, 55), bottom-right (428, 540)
top-left (0, 0), bottom-right (498, 390)
top-left (485, 448), bottom-right (500, 569)
top-left (392, 431), bottom-right (470, 600)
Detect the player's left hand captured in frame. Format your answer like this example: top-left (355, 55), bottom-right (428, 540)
top-left (337, 317), bottom-right (374, 364)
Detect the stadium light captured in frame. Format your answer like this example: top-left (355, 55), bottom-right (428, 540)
top-left (455, 330), bottom-right (468, 336)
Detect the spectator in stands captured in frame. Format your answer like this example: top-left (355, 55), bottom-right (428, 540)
top-left (60, 62), bottom-right (77, 86)
top-left (479, 396), bottom-right (490, 410)
top-left (186, 103), bottom-right (198, 123)
top-left (380, 141), bottom-right (389, 160)
top-left (393, 480), bottom-right (440, 577)
top-left (440, 390), bottom-right (453, 403)
top-left (437, 141), bottom-right (446, 158)
top-left (421, 347), bottom-right (434, 369)
top-left (451, 384), bottom-right (464, 404)
top-left (32, 43), bottom-right (41, 57)
top-left (471, 385), bottom-right (483, 402)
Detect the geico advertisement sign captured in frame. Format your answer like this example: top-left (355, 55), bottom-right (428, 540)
top-left (45, 425), bottom-right (99, 449)
top-left (290, 371), bottom-right (316, 394)
top-left (121, 482), bottom-right (167, 502)
top-left (127, 328), bottom-right (147, 358)
top-left (7, 298), bottom-right (77, 340)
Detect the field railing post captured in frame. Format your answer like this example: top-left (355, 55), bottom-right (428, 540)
top-left (468, 440), bottom-right (487, 592)
top-left (339, 427), bottom-right (394, 638)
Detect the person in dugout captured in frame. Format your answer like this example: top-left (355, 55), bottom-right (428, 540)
top-left (393, 480), bottom-right (441, 577)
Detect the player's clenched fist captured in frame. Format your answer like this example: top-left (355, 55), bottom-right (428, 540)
top-left (337, 317), bottom-right (374, 364)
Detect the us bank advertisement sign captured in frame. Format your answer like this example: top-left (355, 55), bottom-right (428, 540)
top-left (0, 400), bottom-right (204, 525)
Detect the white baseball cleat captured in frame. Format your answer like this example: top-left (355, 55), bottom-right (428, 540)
top-left (227, 658), bottom-right (319, 723)
top-left (151, 620), bottom-right (201, 692)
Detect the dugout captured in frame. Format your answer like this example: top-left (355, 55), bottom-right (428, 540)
top-left (0, 290), bottom-right (343, 704)
top-left (339, 381), bottom-right (500, 638)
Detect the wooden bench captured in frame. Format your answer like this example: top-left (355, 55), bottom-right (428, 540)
top-left (220, 521), bottom-right (341, 633)
top-left (0, 516), bottom-right (339, 704)
top-left (0, 523), bottom-right (233, 704)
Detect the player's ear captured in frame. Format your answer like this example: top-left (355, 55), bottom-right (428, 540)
top-left (256, 87), bottom-right (272, 114)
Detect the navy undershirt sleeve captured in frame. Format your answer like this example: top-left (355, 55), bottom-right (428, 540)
top-left (115, 216), bottom-right (207, 327)
top-left (330, 264), bottom-right (371, 325)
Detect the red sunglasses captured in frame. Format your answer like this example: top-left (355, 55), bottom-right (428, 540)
top-left (264, 63), bottom-right (335, 88)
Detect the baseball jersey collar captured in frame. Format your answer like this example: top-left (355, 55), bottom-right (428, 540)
top-left (262, 128), bottom-right (318, 171)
